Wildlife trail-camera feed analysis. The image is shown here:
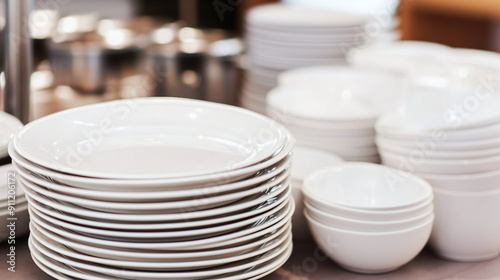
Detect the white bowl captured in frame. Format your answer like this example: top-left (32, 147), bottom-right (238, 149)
top-left (280, 120), bottom-right (376, 138)
top-left (429, 187), bottom-right (500, 262)
top-left (377, 116), bottom-right (500, 142)
top-left (303, 162), bottom-right (433, 210)
top-left (376, 86), bottom-right (500, 136)
top-left (277, 66), bottom-right (401, 113)
top-left (291, 146), bottom-right (343, 182)
top-left (294, 132), bottom-right (376, 147)
top-left (417, 168), bottom-right (500, 192)
top-left (290, 146), bottom-right (343, 239)
top-left (305, 200), bottom-right (434, 232)
top-left (268, 109), bottom-right (377, 130)
top-left (376, 137), bottom-right (500, 160)
top-left (376, 134), bottom-right (500, 152)
top-left (306, 211), bottom-right (433, 274)
top-left (267, 86), bottom-right (379, 121)
top-left (347, 40), bottom-right (452, 75)
top-left (304, 195), bottom-right (433, 222)
top-left (380, 150), bottom-right (500, 175)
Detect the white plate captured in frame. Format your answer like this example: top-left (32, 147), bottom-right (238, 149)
top-left (29, 224), bottom-right (291, 271)
top-left (250, 53), bottom-right (347, 65)
top-left (14, 155), bottom-right (289, 202)
top-left (26, 186), bottom-right (290, 232)
top-left (29, 219), bottom-right (292, 262)
top-left (281, 0), bottom-right (399, 17)
top-left (22, 177), bottom-right (291, 222)
top-left (14, 98), bottom-right (289, 179)
top-left (28, 227), bottom-right (292, 280)
top-left (27, 195), bottom-right (291, 241)
top-left (9, 139), bottom-right (294, 191)
top-left (18, 167), bottom-right (290, 212)
top-left (29, 234), bottom-right (293, 280)
top-left (246, 34), bottom-right (363, 49)
top-left (246, 26), bottom-right (366, 41)
top-left (247, 3), bottom-right (370, 28)
top-left (209, 243), bottom-right (292, 280)
top-left (0, 112), bottom-right (23, 158)
top-left (28, 199), bottom-right (294, 252)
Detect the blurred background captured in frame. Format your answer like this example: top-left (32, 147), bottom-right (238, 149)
top-left (4, 0), bottom-right (500, 121)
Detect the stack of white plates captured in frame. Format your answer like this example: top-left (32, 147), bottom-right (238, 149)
top-left (10, 97), bottom-right (296, 279)
top-left (266, 66), bottom-right (400, 162)
top-left (303, 162), bottom-right (434, 273)
top-left (241, 3), bottom-right (374, 114)
top-left (376, 83), bottom-right (500, 262)
top-left (281, 0), bottom-right (401, 44)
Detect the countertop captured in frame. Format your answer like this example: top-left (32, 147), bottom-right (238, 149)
top-left (3, 236), bottom-right (500, 280)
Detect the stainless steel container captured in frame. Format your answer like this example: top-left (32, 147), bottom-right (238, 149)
top-left (49, 35), bottom-right (142, 93)
top-left (145, 27), bottom-right (244, 105)
top-left (48, 16), bottom-right (151, 93)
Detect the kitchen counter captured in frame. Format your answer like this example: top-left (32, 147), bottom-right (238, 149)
top-left (3, 236), bottom-right (500, 280)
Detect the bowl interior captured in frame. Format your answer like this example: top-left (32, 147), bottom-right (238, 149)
top-left (304, 163), bottom-right (432, 210)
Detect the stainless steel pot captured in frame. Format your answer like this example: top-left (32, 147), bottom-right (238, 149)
top-left (145, 27), bottom-right (244, 105)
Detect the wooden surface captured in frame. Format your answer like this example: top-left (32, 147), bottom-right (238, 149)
top-left (400, 0), bottom-right (497, 49)
top-left (409, 0), bottom-right (500, 20)
top-left (3, 236), bottom-right (500, 280)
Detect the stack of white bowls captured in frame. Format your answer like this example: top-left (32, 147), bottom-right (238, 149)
top-left (376, 82), bottom-right (500, 262)
top-left (303, 162), bottom-right (434, 274)
top-left (241, 3), bottom-right (373, 114)
top-left (266, 66), bottom-right (400, 162)
top-left (290, 146), bottom-right (343, 240)
top-left (10, 97), bottom-right (296, 280)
